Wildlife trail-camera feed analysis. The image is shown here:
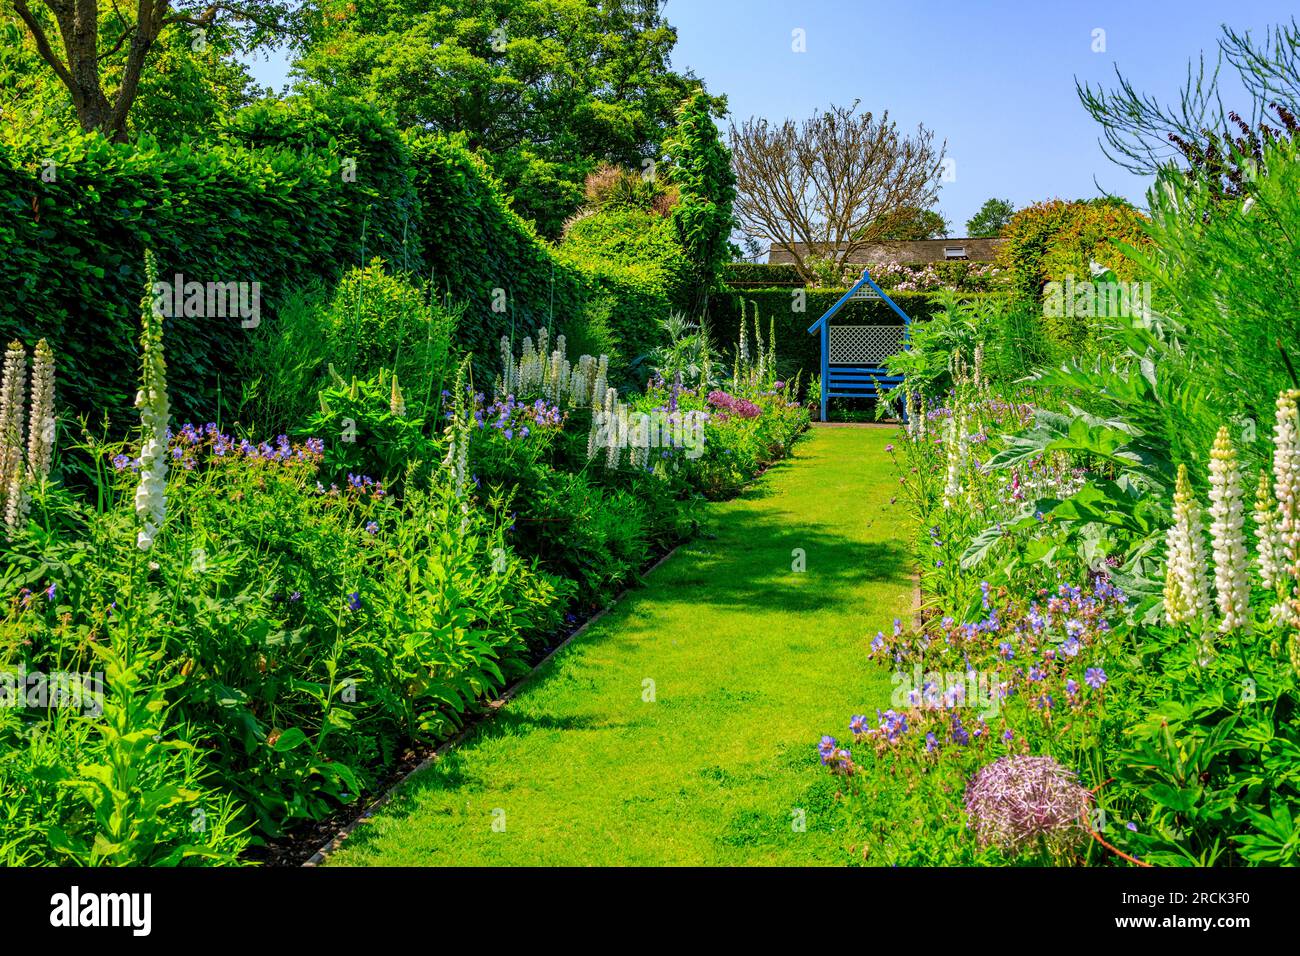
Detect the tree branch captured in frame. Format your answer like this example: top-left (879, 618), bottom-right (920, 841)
top-left (11, 0), bottom-right (76, 89)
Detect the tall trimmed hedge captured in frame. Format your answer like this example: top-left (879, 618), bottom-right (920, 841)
top-left (0, 95), bottom-right (674, 424)
top-left (0, 98), bottom-right (414, 423)
top-left (722, 262), bottom-right (803, 287)
top-left (407, 133), bottom-right (588, 362)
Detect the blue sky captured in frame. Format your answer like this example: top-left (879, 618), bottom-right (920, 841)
top-left (248, 0), bottom-right (1297, 236)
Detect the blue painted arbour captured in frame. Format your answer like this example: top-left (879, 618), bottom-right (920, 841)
top-left (807, 268), bottom-right (911, 421)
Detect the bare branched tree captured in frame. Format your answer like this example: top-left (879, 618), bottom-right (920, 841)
top-left (8, 1), bottom-right (302, 142)
top-left (729, 102), bottom-right (945, 283)
top-left (1077, 18), bottom-right (1300, 178)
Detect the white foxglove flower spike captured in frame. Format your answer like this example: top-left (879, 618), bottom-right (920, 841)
top-left (134, 251), bottom-right (170, 551)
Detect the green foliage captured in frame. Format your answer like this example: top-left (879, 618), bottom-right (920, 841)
top-left (1130, 137), bottom-right (1300, 443)
top-left (296, 0), bottom-right (703, 238)
top-left (559, 206), bottom-right (689, 363)
top-left (1, 429), bottom-right (565, 844)
top-left (854, 137), bottom-right (1300, 867)
top-left (305, 370), bottom-right (437, 489)
top-left (320, 262), bottom-right (457, 398)
top-left (38, 647), bottom-right (250, 866)
top-left (664, 89), bottom-right (739, 312)
top-left (723, 262), bottom-right (804, 288)
top-left (1109, 629), bottom-right (1300, 865)
top-left (239, 263), bottom-right (459, 435)
top-left (406, 133), bottom-right (594, 369)
top-left (885, 291), bottom-right (1050, 398)
top-left (0, 96), bottom-right (413, 423)
top-left (0, 96), bottom-right (679, 425)
top-left (582, 162), bottom-right (678, 214)
top-left (866, 205), bottom-right (949, 240)
top-left (0, 6), bottom-right (266, 145)
top-left (644, 313), bottom-right (721, 390)
top-left (0, 645), bottom-right (249, 867)
top-left (997, 198), bottom-right (1149, 348)
top-left (965, 198), bottom-right (1017, 238)
top-left (630, 378), bottom-right (810, 501)
top-left (466, 395), bottom-right (689, 607)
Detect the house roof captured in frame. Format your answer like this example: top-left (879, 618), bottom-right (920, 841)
top-left (769, 237), bottom-right (1003, 266)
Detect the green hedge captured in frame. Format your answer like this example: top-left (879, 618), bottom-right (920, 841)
top-left (406, 133), bottom-right (587, 364)
top-left (0, 95), bottom-right (675, 423)
top-left (0, 97), bottom-right (414, 423)
top-left (708, 288), bottom-right (1011, 389)
top-left (723, 261), bottom-right (804, 287)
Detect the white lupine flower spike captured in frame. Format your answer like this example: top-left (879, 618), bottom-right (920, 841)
top-left (1208, 427), bottom-right (1249, 632)
top-left (0, 341), bottom-right (28, 530)
top-left (1163, 463), bottom-right (1212, 628)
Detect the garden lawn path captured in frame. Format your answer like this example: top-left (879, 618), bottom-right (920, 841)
top-left (326, 425), bottom-right (912, 866)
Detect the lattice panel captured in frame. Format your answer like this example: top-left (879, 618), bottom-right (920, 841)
top-left (829, 325), bottom-right (905, 365)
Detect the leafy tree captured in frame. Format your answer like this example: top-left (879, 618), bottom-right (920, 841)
top-left (295, 0), bottom-right (708, 237)
top-left (729, 102), bottom-right (945, 284)
top-left (7, 1), bottom-right (302, 142)
top-left (664, 88), bottom-right (737, 315)
top-left (965, 198), bottom-right (1016, 238)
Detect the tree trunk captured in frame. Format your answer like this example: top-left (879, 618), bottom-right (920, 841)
top-left (14, 0), bottom-right (169, 143)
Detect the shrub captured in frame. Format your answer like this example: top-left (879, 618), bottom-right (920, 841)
top-left (559, 206), bottom-right (690, 362)
top-left (239, 263), bottom-right (459, 435)
top-left (997, 198), bottom-right (1149, 349)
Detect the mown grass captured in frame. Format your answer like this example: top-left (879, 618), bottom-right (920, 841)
top-left (326, 425), bottom-right (913, 865)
